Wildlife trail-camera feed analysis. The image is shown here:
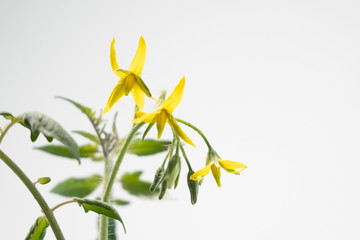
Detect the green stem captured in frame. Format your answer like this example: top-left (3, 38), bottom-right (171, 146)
top-left (0, 149), bottom-right (65, 240)
top-left (99, 122), bottom-right (145, 240)
top-left (0, 120), bottom-right (17, 144)
top-left (179, 142), bottom-right (193, 171)
top-left (175, 118), bottom-right (213, 149)
top-left (51, 199), bottom-right (76, 212)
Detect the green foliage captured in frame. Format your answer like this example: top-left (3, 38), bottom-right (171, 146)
top-left (25, 216), bottom-right (49, 240)
top-left (112, 199), bottom-right (130, 206)
top-left (73, 130), bottom-right (100, 143)
top-left (121, 171), bottom-right (158, 197)
top-left (74, 197), bottom-right (126, 233)
top-left (0, 111), bottom-right (80, 163)
top-left (108, 217), bottom-right (117, 240)
top-left (51, 175), bottom-right (101, 198)
top-left (55, 96), bottom-right (95, 120)
top-left (128, 139), bottom-right (171, 156)
top-left (35, 144), bottom-right (98, 160)
top-left (187, 170), bottom-right (199, 205)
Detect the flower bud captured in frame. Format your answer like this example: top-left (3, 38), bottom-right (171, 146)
top-left (166, 155), bottom-right (181, 189)
top-left (149, 166), bottom-right (164, 192)
top-left (187, 170), bottom-right (199, 205)
top-left (158, 179), bottom-right (167, 200)
top-left (37, 177), bottom-right (51, 185)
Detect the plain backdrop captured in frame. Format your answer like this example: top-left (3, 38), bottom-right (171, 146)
top-left (1, 0), bottom-right (360, 239)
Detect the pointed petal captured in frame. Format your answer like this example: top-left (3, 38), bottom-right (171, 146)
top-left (211, 164), bottom-right (222, 187)
top-left (110, 38), bottom-right (126, 78)
top-left (129, 36), bottom-right (146, 75)
top-left (190, 164), bottom-right (212, 181)
top-left (167, 114), bottom-right (195, 147)
top-left (132, 111), bottom-right (157, 124)
top-left (131, 83), bottom-right (145, 111)
top-left (161, 76), bottom-right (185, 113)
top-left (103, 79), bottom-right (126, 114)
top-left (156, 110), bottom-right (167, 138)
top-left (219, 160), bottom-right (247, 174)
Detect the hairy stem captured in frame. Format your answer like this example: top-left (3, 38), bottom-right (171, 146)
top-left (0, 149), bottom-right (65, 240)
top-left (99, 122), bottom-right (144, 240)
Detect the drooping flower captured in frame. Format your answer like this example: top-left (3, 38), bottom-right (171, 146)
top-left (132, 77), bottom-right (195, 146)
top-left (103, 36), bottom-right (154, 114)
top-left (190, 148), bottom-right (247, 187)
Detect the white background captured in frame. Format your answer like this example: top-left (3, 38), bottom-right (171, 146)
top-left (1, 0), bottom-right (360, 239)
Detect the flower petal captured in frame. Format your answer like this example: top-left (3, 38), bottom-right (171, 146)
top-left (190, 164), bottom-right (212, 181)
top-left (132, 111), bottom-right (157, 124)
top-left (128, 36), bottom-right (146, 76)
top-left (156, 110), bottom-right (167, 139)
top-left (161, 76), bottom-right (185, 113)
top-left (218, 160), bottom-right (247, 174)
top-left (210, 164), bottom-right (222, 187)
top-left (103, 79), bottom-right (126, 114)
top-left (131, 82), bottom-right (145, 111)
top-left (110, 38), bottom-right (126, 78)
top-left (167, 114), bottom-right (195, 147)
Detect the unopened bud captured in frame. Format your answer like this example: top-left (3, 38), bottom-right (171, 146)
top-left (187, 170), bottom-right (199, 205)
top-left (150, 167), bottom-right (164, 192)
top-left (166, 155), bottom-right (181, 189)
top-left (37, 177), bottom-right (51, 185)
top-left (158, 179), bottom-right (167, 200)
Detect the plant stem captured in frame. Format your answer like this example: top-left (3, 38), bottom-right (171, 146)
top-left (99, 122), bottom-right (144, 240)
top-left (0, 149), bottom-right (65, 240)
top-left (175, 118), bottom-right (213, 149)
top-left (0, 120), bottom-right (17, 144)
top-left (51, 199), bottom-right (76, 212)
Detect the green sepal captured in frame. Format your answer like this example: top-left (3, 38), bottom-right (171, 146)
top-left (128, 139), bottom-right (171, 156)
top-left (73, 130), bottom-right (100, 144)
top-left (25, 216), bottom-right (49, 240)
top-left (142, 122), bottom-right (155, 140)
top-left (51, 175), bottom-right (101, 198)
top-left (187, 170), bottom-right (199, 205)
top-left (137, 76), bottom-right (152, 98)
top-left (37, 177), bottom-right (51, 185)
top-left (158, 179), bottom-right (167, 200)
top-left (35, 144), bottom-right (98, 160)
top-left (74, 197), bottom-right (126, 233)
top-left (121, 171), bottom-right (158, 197)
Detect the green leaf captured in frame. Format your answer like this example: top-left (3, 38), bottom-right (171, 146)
top-left (25, 216), bottom-right (49, 240)
top-left (112, 199), bottom-right (130, 206)
top-left (127, 139), bottom-right (171, 156)
top-left (37, 177), bottom-right (51, 185)
top-left (51, 175), bottom-right (101, 198)
top-left (35, 144), bottom-right (98, 159)
top-left (108, 217), bottom-right (117, 240)
top-left (15, 112), bottom-right (80, 163)
top-left (121, 171), bottom-right (158, 197)
top-left (0, 112), bottom-right (16, 120)
top-left (55, 96), bottom-right (95, 119)
top-left (74, 197), bottom-right (126, 233)
top-left (73, 130), bottom-right (100, 144)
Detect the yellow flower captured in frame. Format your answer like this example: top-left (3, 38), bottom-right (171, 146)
top-left (132, 77), bottom-right (195, 147)
top-left (190, 149), bottom-right (246, 187)
top-left (103, 36), bottom-right (153, 114)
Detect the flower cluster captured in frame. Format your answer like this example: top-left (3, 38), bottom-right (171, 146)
top-left (103, 36), bottom-right (247, 197)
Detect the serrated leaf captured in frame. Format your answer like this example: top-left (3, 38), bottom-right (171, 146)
top-left (51, 175), bottom-right (101, 198)
top-left (121, 171), bottom-right (158, 197)
top-left (14, 112), bottom-right (80, 162)
top-left (25, 216), bottom-right (49, 240)
top-left (74, 197), bottom-right (126, 233)
top-left (127, 139), bottom-right (171, 156)
top-left (73, 130), bottom-right (100, 144)
top-left (35, 144), bottom-right (98, 159)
